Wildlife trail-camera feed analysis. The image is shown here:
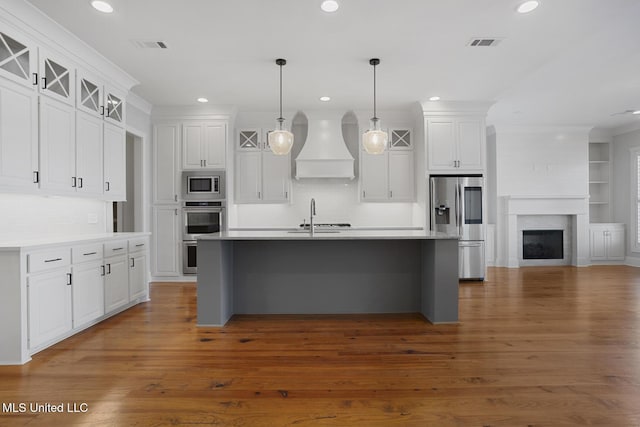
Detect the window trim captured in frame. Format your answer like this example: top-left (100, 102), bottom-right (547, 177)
top-left (631, 147), bottom-right (640, 253)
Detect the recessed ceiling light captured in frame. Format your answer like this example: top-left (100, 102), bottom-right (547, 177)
top-left (319, 96), bottom-right (331, 102)
top-left (321, 1), bottom-right (339, 13)
top-left (429, 96), bottom-right (440, 101)
top-left (197, 97), bottom-right (208, 103)
top-left (90, 0), bottom-right (113, 13)
top-left (517, 1), bottom-right (539, 14)
top-left (633, 110), bottom-right (640, 115)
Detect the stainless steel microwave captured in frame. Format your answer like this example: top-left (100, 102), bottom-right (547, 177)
top-left (182, 170), bottom-right (225, 200)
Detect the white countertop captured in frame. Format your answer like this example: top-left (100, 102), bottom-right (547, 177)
top-left (199, 229), bottom-right (458, 241)
top-left (0, 232), bottom-right (151, 250)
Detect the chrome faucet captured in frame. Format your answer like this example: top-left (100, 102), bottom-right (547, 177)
top-left (310, 198), bottom-right (316, 236)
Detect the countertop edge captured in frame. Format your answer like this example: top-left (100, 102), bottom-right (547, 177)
top-left (0, 232), bottom-right (151, 251)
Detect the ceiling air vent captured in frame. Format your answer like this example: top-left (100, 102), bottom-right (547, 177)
top-left (467, 38), bottom-right (503, 47)
top-left (131, 40), bottom-right (168, 49)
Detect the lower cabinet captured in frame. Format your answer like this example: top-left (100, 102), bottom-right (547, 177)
top-left (5, 234), bottom-right (150, 364)
top-left (152, 206), bottom-right (181, 277)
top-left (129, 250), bottom-right (148, 300)
top-left (590, 223), bottom-right (625, 261)
top-left (27, 267), bottom-right (73, 350)
top-left (71, 260), bottom-right (105, 328)
top-left (104, 253), bottom-right (129, 313)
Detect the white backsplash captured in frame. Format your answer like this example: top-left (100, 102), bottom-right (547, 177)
top-left (0, 193), bottom-right (108, 239)
top-left (230, 179), bottom-right (421, 228)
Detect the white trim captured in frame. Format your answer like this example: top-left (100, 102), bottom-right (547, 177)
top-left (630, 147), bottom-right (640, 253)
top-left (625, 256), bottom-right (640, 267)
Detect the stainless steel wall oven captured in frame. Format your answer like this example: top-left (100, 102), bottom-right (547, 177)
top-left (182, 201), bottom-right (224, 274)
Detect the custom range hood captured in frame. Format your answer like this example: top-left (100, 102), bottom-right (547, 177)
top-left (295, 111), bottom-right (355, 179)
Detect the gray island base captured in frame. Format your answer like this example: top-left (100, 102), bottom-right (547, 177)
top-left (197, 230), bottom-right (459, 326)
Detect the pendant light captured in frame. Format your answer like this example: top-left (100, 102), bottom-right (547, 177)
top-left (268, 58), bottom-right (294, 155)
top-left (362, 58), bottom-right (388, 155)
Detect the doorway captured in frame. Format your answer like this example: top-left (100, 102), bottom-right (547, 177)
top-left (113, 132), bottom-right (143, 232)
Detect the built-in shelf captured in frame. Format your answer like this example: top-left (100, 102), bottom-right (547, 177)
top-left (588, 141), bottom-right (612, 223)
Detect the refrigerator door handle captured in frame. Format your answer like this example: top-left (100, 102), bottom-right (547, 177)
top-left (456, 183), bottom-right (462, 234)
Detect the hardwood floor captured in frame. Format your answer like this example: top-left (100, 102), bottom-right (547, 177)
top-left (2, 266), bottom-right (640, 426)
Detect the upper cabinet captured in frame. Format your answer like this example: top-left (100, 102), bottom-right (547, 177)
top-left (235, 128), bottom-right (290, 203)
top-left (0, 78), bottom-right (38, 190)
top-left (0, 29), bottom-right (36, 88)
top-left (182, 121), bottom-right (226, 170)
top-left (37, 47), bottom-right (75, 106)
top-left (76, 71), bottom-right (126, 127)
top-left (0, 16), bottom-right (133, 201)
top-left (426, 116), bottom-right (485, 173)
top-left (360, 127), bottom-right (415, 202)
top-left (153, 123), bottom-right (181, 204)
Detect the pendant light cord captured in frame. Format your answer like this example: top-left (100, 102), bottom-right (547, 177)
top-left (279, 62), bottom-right (283, 122)
top-left (373, 61), bottom-right (377, 121)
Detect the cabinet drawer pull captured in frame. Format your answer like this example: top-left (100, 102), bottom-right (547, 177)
top-left (32, 73), bottom-right (38, 86)
top-left (41, 76), bottom-right (47, 90)
top-left (135, 243), bottom-right (144, 247)
top-left (72, 176), bottom-right (77, 188)
top-left (101, 265), bottom-right (106, 276)
top-left (83, 251), bottom-right (97, 256)
top-left (44, 258), bottom-right (62, 263)
top-left (78, 177), bottom-right (83, 188)
top-left (100, 106), bottom-right (105, 116)
top-left (112, 247), bottom-right (124, 251)
top-left (67, 273), bottom-right (72, 286)
top-left (33, 171), bottom-right (39, 183)
top-left (105, 181), bottom-right (110, 192)
top-left (107, 264), bottom-right (111, 274)
top-left (130, 257), bottom-right (135, 268)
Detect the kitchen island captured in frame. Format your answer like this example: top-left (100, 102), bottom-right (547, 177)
top-left (197, 230), bottom-right (459, 326)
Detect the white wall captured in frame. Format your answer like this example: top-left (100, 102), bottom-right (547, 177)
top-left (229, 110), bottom-right (422, 228)
top-left (0, 193), bottom-right (108, 239)
top-left (611, 126), bottom-right (640, 261)
top-left (492, 126), bottom-right (591, 267)
top-left (494, 126), bottom-right (589, 197)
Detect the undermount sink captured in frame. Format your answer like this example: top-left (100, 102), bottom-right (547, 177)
top-left (287, 229), bottom-right (341, 234)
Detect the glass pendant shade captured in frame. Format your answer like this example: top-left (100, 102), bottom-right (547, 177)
top-left (268, 127), bottom-right (294, 155)
top-left (362, 58), bottom-right (387, 155)
top-left (362, 122), bottom-right (388, 155)
top-left (270, 58), bottom-right (294, 155)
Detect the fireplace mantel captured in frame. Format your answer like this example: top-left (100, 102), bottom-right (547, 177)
top-left (498, 195), bottom-right (590, 267)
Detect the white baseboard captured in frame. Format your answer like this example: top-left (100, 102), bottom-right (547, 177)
top-left (625, 256), bottom-right (640, 267)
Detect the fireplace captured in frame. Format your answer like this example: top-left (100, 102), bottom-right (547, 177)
top-left (522, 230), bottom-right (563, 260)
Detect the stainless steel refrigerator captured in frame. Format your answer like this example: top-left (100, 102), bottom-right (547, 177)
top-left (430, 175), bottom-right (485, 280)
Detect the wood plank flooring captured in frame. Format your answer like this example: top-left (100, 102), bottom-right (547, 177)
top-left (1, 266), bottom-right (640, 426)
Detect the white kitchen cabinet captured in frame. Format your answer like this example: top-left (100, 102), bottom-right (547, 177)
top-left (37, 47), bottom-right (75, 106)
top-left (71, 260), bottom-right (105, 328)
top-left (183, 121), bottom-right (226, 169)
top-left (153, 123), bottom-right (181, 204)
top-left (39, 96), bottom-right (76, 193)
top-left (361, 128), bottom-right (414, 202)
top-left (388, 151), bottom-right (414, 201)
top-left (129, 252), bottom-right (147, 300)
top-left (104, 244), bottom-right (129, 313)
top-left (590, 223), bottom-right (625, 262)
top-left (75, 110), bottom-right (104, 196)
top-left (76, 71), bottom-right (104, 117)
top-left (426, 117), bottom-right (484, 173)
top-left (0, 79), bottom-right (39, 190)
top-left (103, 86), bottom-right (126, 127)
top-left (128, 236), bottom-right (149, 300)
top-left (103, 122), bottom-right (126, 200)
top-left (152, 206), bottom-right (181, 277)
top-left (0, 28), bottom-right (36, 88)
top-left (235, 128), bottom-right (290, 203)
top-left (27, 267), bottom-right (73, 350)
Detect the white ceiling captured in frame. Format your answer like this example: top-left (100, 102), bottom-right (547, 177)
top-left (26, 0), bottom-right (640, 129)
